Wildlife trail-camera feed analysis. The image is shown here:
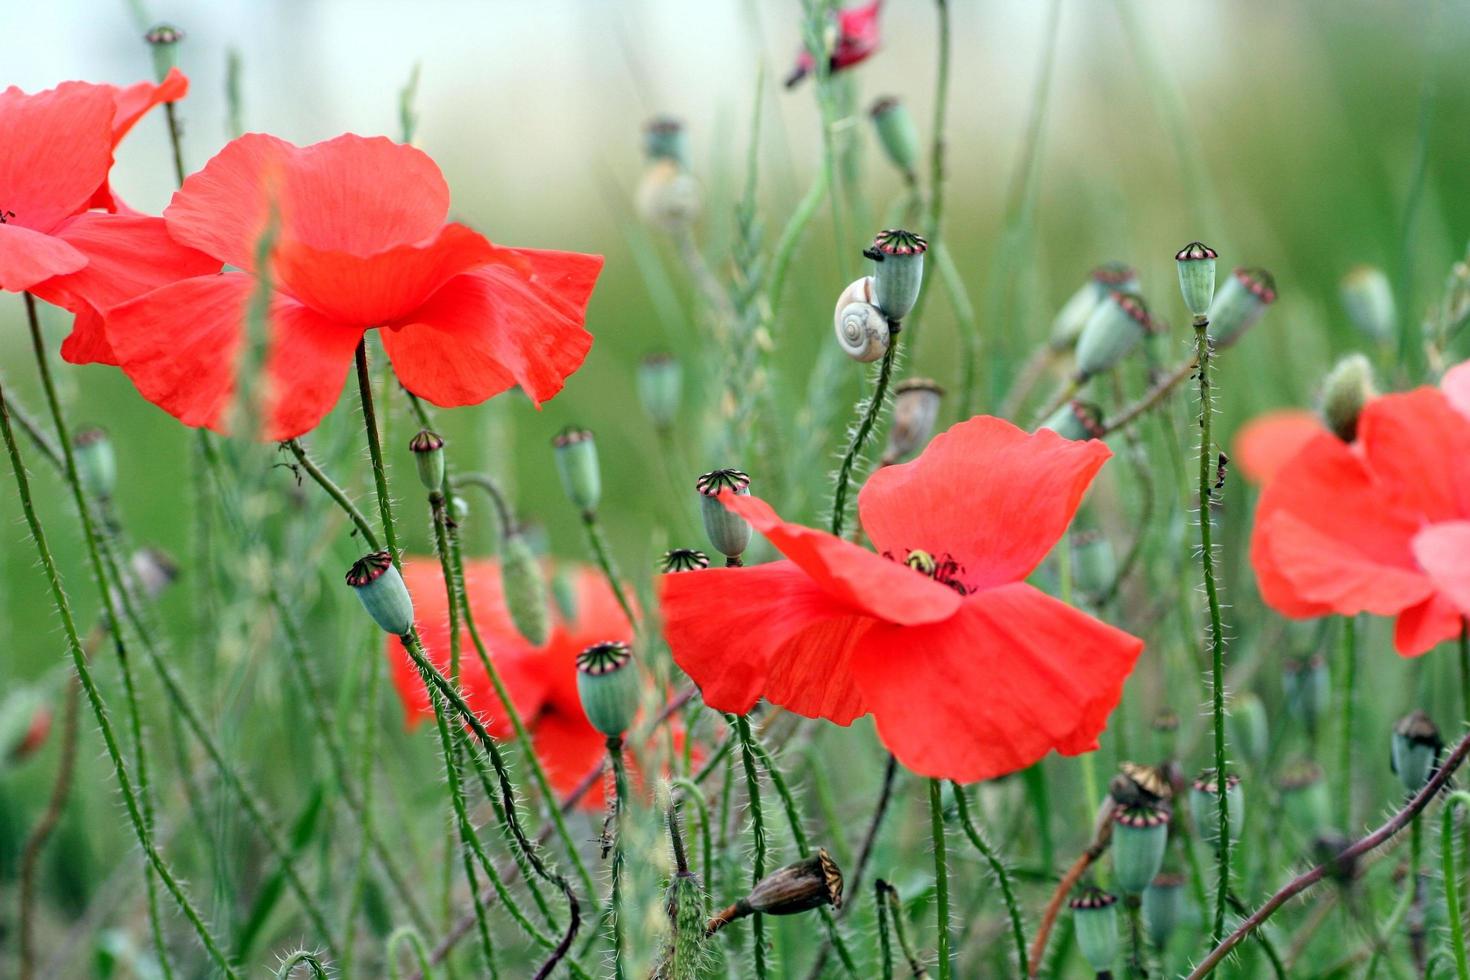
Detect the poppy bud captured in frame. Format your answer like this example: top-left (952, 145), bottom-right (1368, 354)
top-left (1175, 242), bottom-right (1218, 318)
top-left (1069, 887), bottom-right (1120, 974)
top-left (1277, 758), bottom-right (1330, 838)
top-left (696, 469), bottom-right (751, 565)
top-left (145, 24), bottom-right (184, 83)
top-left (637, 353), bottom-right (683, 432)
top-left (1228, 692), bottom-right (1269, 770)
top-left (1050, 263), bottom-right (1140, 351)
top-left (1071, 529), bottom-right (1117, 597)
top-left (1340, 265), bottom-right (1397, 343)
top-left (1283, 654), bottom-right (1331, 735)
top-left (1142, 873), bottom-right (1186, 949)
top-left (1390, 709), bottom-right (1443, 796)
top-left (1039, 400), bottom-right (1105, 442)
top-left (1318, 353), bottom-right (1377, 443)
top-left (553, 427), bottom-right (602, 515)
top-left (882, 378), bottom-right (943, 464)
top-left (346, 552), bottom-right (414, 636)
top-left (1189, 771), bottom-right (1243, 847)
top-left (1074, 292), bottom-right (1151, 381)
top-left (551, 565), bottom-right (579, 623)
top-left (1112, 804), bottom-right (1169, 893)
top-left (661, 548), bottom-right (710, 573)
top-left (1207, 267), bottom-right (1276, 349)
top-left (576, 641), bottom-right (640, 737)
top-left (663, 867), bottom-right (709, 978)
top-left (501, 531), bottom-right (550, 646)
top-left (408, 429), bottom-right (446, 493)
top-left (643, 116), bottom-right (689, 167)
top-left (707, 850), bottom-right (843, 934)
top-left (128, 547), bottom-right (180, 605)
top-left (637, 160), bottom-right (702, 233)
top-left (72, 426), bottom-right (116, 502)
top-left (865, 229), bottom-right (927, 322)
top-left (0, 689), bottom-right (49, 762)
top-left (869, 97), bottom-right (920, 182)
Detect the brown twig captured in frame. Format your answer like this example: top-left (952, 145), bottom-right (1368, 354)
top-left (1027, 829), bottom-right (1112, 976)
top-left (1097, 355), bottom-right (1197, 437)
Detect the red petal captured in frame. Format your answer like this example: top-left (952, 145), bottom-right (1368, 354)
top-left (858, 416), bottom-right (1110, 592)
top-left (1413, 522), bottom-right (1470, 618)
top-left (532, 564), bottom-right (636, 719)
top-left (723, 493), bottom-right (963, 625)
top-left (0, 223), bottom-right (86, 293)
top-left (108, 68), bottom-right (188, 144)
top-left (660, 561), bottom-right (870, 719)
top-left (1262, 511), bottom-right (1434, 615)
top-left (530, 710), bottom-right (608, 800)
top-left (1233, 410), bottom-right (1323, 485)
top-left (1394, 594), bottom-right (1465, 657)
top-left (1358, 388), bottom-right (1470, 522)
top-left (0, 82), bottom-right (115, 232)
top-left (1443, 361), bottom-right (1470, 421)
top-left (850, 582), bottom-right (1143, 782)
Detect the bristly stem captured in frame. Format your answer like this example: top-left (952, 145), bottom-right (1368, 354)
top-left (929, 778), bottom-right (952, 980)
top-left (1338, 616), bottom-right (1357, 829)
top-left (830, 335), bottom-right (899, 536)
top-left (355, 339), bottom-right (400, 562)
top-left (608, 736), bottom-right (630, 980)
top-left (1459, 619), bottom-right (1469, 721)
top-left (581, 510), bottom-right (637, 626)
top-left (731, 714), bottom-right (770, 979)
top-left (284, 438), bottom-right (381, 549)
top-left (951, 782), bottom-right (1028, 975)
top-left (1194, 313), bottom-right (1231, 944)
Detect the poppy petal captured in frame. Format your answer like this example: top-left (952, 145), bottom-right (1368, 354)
top-left (858, 415), bottom-right (1111, 592)
top-left (1413, 521), bottom-right (1470, 617)
top-left (1394, 593), bottom-right (1465, 657)
top-left (1261, 510), bottom-right (1435, 616)
top-left (0, 223), bottom-right (87, 292)
top-left (530, 710), bottom-right (608, 799)
top-left (1443, 361), bottom-right (1470, 421)
top-left (1233, 409), bottom-right (1323, 486)
top-left (850, 582), bottom-right (1143, 782)
top-left (108, 67), bottom-right (188, 144)
top-left (535, 564), bottom-right (636, 718)
top-left (1357, 388), bottom-right (1470, 522)
top-left (721, 494), bottom-right (963, 626)
top-left (0, 82), bottom-right (115, 232)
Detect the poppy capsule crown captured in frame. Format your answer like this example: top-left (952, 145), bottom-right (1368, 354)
top-left (661, 548), bottom-right (710, 573)
top-left (408, 429), bottom-right (446, 492)
top-left (553, 426), bottom-right (601, 515)
top-left (576, 641), bottom-right (639, 737)
top-left (1070, 887), bottom-right (1120, 973)
top-left (144, 23), bottom-right (184, 81)
top-left (864, 228), bottom-right (927, 322)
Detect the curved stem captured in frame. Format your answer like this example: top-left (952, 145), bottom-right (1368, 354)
top-left (732, 714), bottom-right (770, 979)
top-left (275, 951), bottom-right (331, 979)
top-left (951, 782), bottom-right (1028, 975)
top-left (580, 511), bottom-right (637, 627)
top-left (18, 675), bottom-right (80, 980)
top-left (387, 926), bottom-right (437, 980)
top-left (929, 778), bottom-right (952, 980)
top-left (284, 438), bottom-right (380, 549)
top-left (830, 335), bottom-right (899, 536)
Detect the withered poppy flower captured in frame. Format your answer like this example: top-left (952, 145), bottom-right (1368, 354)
top-left (785, 0), bottom-right (882, 87)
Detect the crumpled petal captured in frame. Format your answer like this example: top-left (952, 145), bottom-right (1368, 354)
top-left (0, 82), bottom-right (114, 233)
top-left (1233, 409), bottom-right (1323, 486)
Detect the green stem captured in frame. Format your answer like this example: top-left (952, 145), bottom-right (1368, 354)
top-left (875, 880), bottom-right (894, 980)
top-left (355, 340), bottom-right (400, 562)
top-left (1338, 616), bottom-right (1357, 829)
top-left (879, 879), bottom-right (927, 979)
top-left (929, 778), bottom-right (952, 980)
top-left (580, 511), bottom-right (637, 626)
top-left (608, 736), bottom-right (629, 980)
top-left (830, 335), bottom-right (899, 536)
top-left (284, 438), bottom-right (380, 549)
top-left (951, 782), bottom-right (1028, 975)
top-left (1459, 620), bottom-right (1469, 721)
top-left (275, 951), bottom-right (331, 979)
top-left (671, 778), bottom-right (713, 886)
top-left (732, 715), bottom-right (770, 979)
top-left (388, 926), bottom-right (437, 980)
top-left (1446, 792), bottom-right (1470, 980)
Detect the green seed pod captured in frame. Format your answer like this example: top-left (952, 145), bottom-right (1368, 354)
top-left (1142, 873), bottom-right (1186, 949)
top-left (637, 353), bottom-right (683, 432)
top-left (346, 552), bottom-right (414, 636)
top-left (144, 24), bottom-right (184, 83)
top-left (1318, 353), bottom-right (1377, 442)
top-left (1228, 692), bottom-right (1269, 770)
top-left (576, 642), bottom-right (640, 737)
top-left (500, 532), bottom-right (550, 646)
top-left (644, 116), bottom-right (689, 166)
top-left (408, 429), bottom-right (446, 493)
top-left (708, 850), bottom-right (844, 933)
top-left (1111, 804), bottom-right (1170, 894)
top-left (1207, 267), bottom-right (1276, 348)
top-left (553, 426), bottom-right (601, 514)
top-left (1391, 710), bottom-right (1443, 796)
top-left (1069, 888), bottom-right (1120, 973)
top-left (1277, 759), bottom-right (1330, 839)
top-left (1189, 771), bottom-right (1243, 848)
top-left (882, 378), bottom-right (944, 464)
top-left (1071, 529), bottom-right (1117, 597)
top-left (869, 97), bottom-right (920, 182)
top-left (1074, 291), bottom-right (1151, 381)
top-left (1039, 400), bottom-right (1105, 442)
top-left (1340, 265), bottom-right (1397, 343)
top-left (1175, 241), bottom-right (1218, 318)
top-left (696, 469), bottom-right (751, 564)
top-left (865, 229), bottom-right (927, 322)
top-left (1050, 263), bottom-right (1140, 351)
top-left (551, 565), bottom-right (579, 623)
top-left (1283, 654), bottom-right (1332, 735)
top-left (72, 427), bottom-right (116, 501)
top-left (660, 548), bottom-right (710, 573)
top-left (0, 688), bottom-right (48, 761)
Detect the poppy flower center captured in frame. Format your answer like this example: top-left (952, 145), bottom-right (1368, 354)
top-left (885, 548), bottom-right (971, 595)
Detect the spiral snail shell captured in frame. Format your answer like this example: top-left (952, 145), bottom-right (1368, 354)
top-left (833, 276), bottom-right (890, 363)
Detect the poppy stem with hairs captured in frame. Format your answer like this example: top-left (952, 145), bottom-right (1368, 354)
top-left (929, 777), bottom-right (952, 980)
top-left (607, 735), bottom-right (630, 980)
top-left (582, 509), bottom-right (638, 626)
top-left (731, 714), bottom-right (771, 979)
top-left (1459, 619), bottom-right (1470, 722)
top-left (831, 333), bottom-right (900, 537)
top-left (1097, 354), bottom-right (1198, 437)
top-left (355, 339), bottom-right (401, 563)
top-left (1194, 312), bottom-right (1231, 945)
top-left (1338, 616), bottom-right (1357, 829)
top-left (951, 781), bottom-right (1028, 975)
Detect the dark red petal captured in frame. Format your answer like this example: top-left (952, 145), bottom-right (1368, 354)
top-left (1358, 388), bottom-right (1470, 522)
top-left (1233, 410), bottom-right (1323, 486)
top-left (1394, 593), bottom-right (1465, 657)
top-left (0, 82), bottom-right (115, 232)
top-left (1413, 522), bottom-right (1470, 619)
top-left (850, 582), bottom-right (1143, 782)
top-left (858, 416), bottom-right (1110, 592)
top-left (0, 223), bottom-right (87, 293)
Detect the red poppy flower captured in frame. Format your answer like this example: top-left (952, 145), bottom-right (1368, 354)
top-left (1234, 409), bottom-right (1324, 485)
top-left (659, 415), bottom-right (1144, 783)
top-left (785, 0), bottom-right (883, 87)
top-left (388, 557), bottom-right (637, 807)
top-left (88, 67), bottom-right (191, 211)
top-left (104, 133), bottom-right (603, 440)
top-left (0, 75), bottom-right (217, 362)
top-left (1250, 362), bottom-right (1470, 655)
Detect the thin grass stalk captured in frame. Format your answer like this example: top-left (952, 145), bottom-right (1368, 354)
top-left (1338, 616), bottom-right (1357, 828)
top-left (388, 926), bottom-right (438, 980)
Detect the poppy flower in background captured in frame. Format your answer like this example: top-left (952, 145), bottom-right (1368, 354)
top-left (1233, 409), bottom-right (1324, 485)
top-left (0, 75), bottom-right (218, 362)
top-left (785, 0), bottom-right (882, 88)
top-left (1250, 362), bottom-right (1470, 655)
top-left (103, 133), bottom-right (604, 441)
top-left (659, 415), bottom-right (1145, 783)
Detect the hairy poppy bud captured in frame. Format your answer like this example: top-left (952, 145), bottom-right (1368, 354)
top-left (865, 229), bottom-right (926, 322)
top-left (576, 641), bottom-right (640, 737)
top-left (1391, 710), bottom-right (1443, 796)
top-left (1175, 242), bottom-right (1218, 318)
top-left (1340, 265), bottom-right (1396, 343)
top-left (346, 552), bottom-right (414, 636)
top-left (1277, 758), bottom-right (1329, 839)
top-left (1283, 654), bottom-right (1331, 735)
top-left (1228, 692), bottom-right (1269, 770)
top-left (1050, 263), bottom-right (1140, 351)
top-left (637, 353), bottom-right (683, 432)
top-left (553, 427), bottom-right (601, 515)
top-left (0, 689), bottom-right (50, 762)
top-left (1075, 292), bottom-right (1151, 381)
top-left (661, 548), bottom-right (710, 573)
top-left (1070, 887), bottom-right (1119, 974)
top-left (73, 426), bottom-right (116, 501)
top-left (1189, 771), bottom-right (1242, 847)
top-left (707, 850), bottom-right (843, 934)
top-left (869, 97), bottom-right (920, 182)
top-left (663, 867), bottom-right (710, 979)
top-left (1112, 804), bottom-right (1170, 893)
top-left (882, 378), bottom-right (943, 464)
top-left (408, 429), bottom-right (446, 493)
top-left (501, 531), bottom-right (550, 646)
top-left (551, 565), bottom-right (578, 622)
top-left (145, 24), bottom-right (184, 83)
top-left (696, 469), bottom-right (751, 565)
top-left (1142, 873), bottom-right (1186, 949)
top-left (644, 116), bottom-right (689, 166)
top-left (1208, 267), bottom-right (1276, 348)
top-left (1071, 529), bottom-right (1116, 597)
top-left (1039, 400), bottom-right (1105, 442)
top-left (1319, 353), bottom-right (1377, 442)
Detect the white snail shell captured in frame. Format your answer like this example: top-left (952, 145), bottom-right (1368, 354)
top-left (835, 300), bottom-right (891, 363)
top-left (833, 275), bottom-right (877, 317)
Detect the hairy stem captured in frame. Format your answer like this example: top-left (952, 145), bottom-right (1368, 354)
top-left (952, 782), bottom-right (1028, 975)
top-left (830, 335), bottom-right (899, 536)
top-left (732, 714), bottom-right (770, 979)
top-left (930, 778), bottom-right (952, 980)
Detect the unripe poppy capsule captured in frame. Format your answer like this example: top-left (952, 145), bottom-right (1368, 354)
top-left (145, 23), bottom-right (184, 83)
top-left (576, 641), bottom-right (640, 737)
top-left (869, 97), bottom-right (920, 182)
top-left (883, 378), bottom-right (943, 464)
top-left (864, 229), bottom-right (927, 322)
top-left (1142, 873), bottom-right (1186, 949)
top-left (1174, 241), bottom-right (1218, 318)
top-left (696, 469), bottom-right (752, 565)
top-left (1340, 265), bottom-right (1396, 343)
top-left (408, 429), bottom-right (445, 493)
top-left (1207, 267), bottom-right (1276, 348)
top-left (346, 551), bottom-right (414, 636)
top-left (637, 353), bottom-right (683, 432)
top-left (73, 426), bottom-right (116, 502)
top-left (1277, 758), bottom-right (1329, 839)
top-left (1070, 887), bottom-right (1120, 973)
top-left (1074, 291), bottom-right (1151, 381)
top-left (501, 531), bottom-right (550, 646)
top-left (553, 426), bottom-right (601, 514)
top-left (1189, 770), bottom-right (1243, 848)
top-left (1390, 709), bottom-right (1443, 795)
top-left (1039, 399), bottom-right (1105, 442)
top-left (1111, 804), bottom-right (1170, 894)
top-left (1318, 353), bottom-right (1377, 443)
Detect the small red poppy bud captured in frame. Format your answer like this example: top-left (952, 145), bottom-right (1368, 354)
top-left (346, 551), bottom-right (414, 636)
top-left (661, 549), bottom-right (710, 573)
top-left (145, 24), bottom-right (185, 83)
top-left (707, 849), bottom-right (844, 934)
top-left (408, 429), bottom-right (446, 493)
